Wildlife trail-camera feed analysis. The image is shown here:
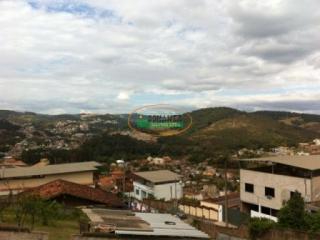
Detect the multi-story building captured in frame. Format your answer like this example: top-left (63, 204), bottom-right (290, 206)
top-left (133, 170), bottom-right (182, 201)
top-left (240, 155), bottom-right (320, 221)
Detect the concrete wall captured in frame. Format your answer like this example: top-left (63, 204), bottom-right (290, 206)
top-left (240, 169), bottom-right (311, 210)
top-left (200, 201), bottom-right (221, 211)
top-left (197, 219), bottom-right (320, 240)
top-left (311, 175), bottom-right (320, 201)
top-left (0, 171), bottom-right (94, 194)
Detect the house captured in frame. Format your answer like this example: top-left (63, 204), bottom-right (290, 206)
top-left (201, 192), bottom-right (240, 210)
top-left (132, 170), bottom-right (182, 201)
top-left (271, 146), bottom-right (294, 156)
top-left (202, 166), bottom-right (216, 177)
top-left (0, 161), bottom-right (101, 196)
top-left (22, 179), bottom-right (124, 208)
top-left (239, 155), bottom-right (320, 221)
top-left (98, 170), bottom-right (133, 193)
top-left (79, 208), bottom-right (209, 239)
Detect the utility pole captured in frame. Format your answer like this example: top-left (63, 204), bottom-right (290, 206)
top-left (224, 156), bottom-right (229, 228)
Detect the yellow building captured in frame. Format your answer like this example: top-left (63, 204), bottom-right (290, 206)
top-left (0, 161), bottom-right (101, 196)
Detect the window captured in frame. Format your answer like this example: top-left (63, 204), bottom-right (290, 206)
top-left (245, 183), bottom-right (254, 193)
top-left (261, 206), bottom-right (272, 215)
top-left (290, 191), bottom-right (300, 199)
top-left (135, 189), bottom-right (140, 196)
top-left (141, 190), bottom-right (147, 198)
top-left (265, 187), bottom-right (275, 198)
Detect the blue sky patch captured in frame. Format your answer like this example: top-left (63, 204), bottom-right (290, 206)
top-left (27, 0), bottom-right (121, 22)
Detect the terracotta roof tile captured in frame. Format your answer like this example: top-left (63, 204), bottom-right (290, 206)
top-left (23, 179), bottom-right (125, 208)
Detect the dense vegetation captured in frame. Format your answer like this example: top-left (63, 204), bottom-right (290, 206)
top-left (249, 192), bottom-right (320, 239)
top-left (0, 119), bottom-right (24, 153)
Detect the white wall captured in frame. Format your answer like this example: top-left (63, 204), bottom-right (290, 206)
top-left (133, 181), bottom-right (154, 200)
top-left (153, 182), bottom-right (183, 201)
top-left (251, 210), bottom-right (278, 222)
top-left (133, 181), bottom-right (182, 201)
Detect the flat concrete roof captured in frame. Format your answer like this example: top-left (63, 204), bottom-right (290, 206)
top-left (134, 170), bottom-right (180, 184)
top-left (0, 161), bottom-right (101, 179)
top-left (239, 155), bottom-right (320, 170)
top-left (83, 208), bottom-right (209, 239)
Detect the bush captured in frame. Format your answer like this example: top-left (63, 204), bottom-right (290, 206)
top-left (278, 191), bottom-right (308, 230)
top-left (248, 217), bottom-right (274, 240)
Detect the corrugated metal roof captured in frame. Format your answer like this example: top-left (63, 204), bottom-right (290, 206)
top-left (0, 161), bottom-right (101, 178)
top-left (117, 213), bottom-right (209, 238)
top-left (134, 170), bottom-right (180, 183)
top-left (83, 208), bottom-right (209, 239)
top-left (239, 155), bottom-right (320, 170)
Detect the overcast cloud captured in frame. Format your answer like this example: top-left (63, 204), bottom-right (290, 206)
top-left (0, 0), bottom-right (320, 114)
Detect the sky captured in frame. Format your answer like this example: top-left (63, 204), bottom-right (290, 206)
top-left (0, 0), bottom-right (320, 114)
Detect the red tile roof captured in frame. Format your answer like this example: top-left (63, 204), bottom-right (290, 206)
top-left (98, 171), bottom-right (134, 192)
top-left (23, 179), bottom-right (125, 208)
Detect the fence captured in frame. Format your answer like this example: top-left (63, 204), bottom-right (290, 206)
top-left (178, 204), bottom-right (222, 221)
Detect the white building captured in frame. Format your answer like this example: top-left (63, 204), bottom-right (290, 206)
top-left (133, 170), bottom-right (183, 201)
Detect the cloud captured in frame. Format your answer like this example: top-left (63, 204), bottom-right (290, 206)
top-left (0, 0), bottom-right (319, 113)
top-left (117, 91), bottom-right (131, 100)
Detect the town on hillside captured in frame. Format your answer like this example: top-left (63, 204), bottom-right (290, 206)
top-left (1, 138), bottom-right (320, 239)
top-left (1, 0), bottom-right (320, 239)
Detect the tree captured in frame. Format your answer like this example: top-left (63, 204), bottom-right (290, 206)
top-left (15, 195), bottom-right (39, 229)
top-left (277, 191), bottom-right (308, 230)
top-left (15, 194), bottom-right (62, 229)
top-left (0, 186), bottom-right (13, 221)
top-left (37, 200), bottom-right (61, 226)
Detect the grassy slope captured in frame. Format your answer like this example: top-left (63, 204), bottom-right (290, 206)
top-left (189, 109), bottom-right (319, 150)
top-left (34, 220), bottom-right (79, 240)
top-left (2, 208), bottom-right (81, 240)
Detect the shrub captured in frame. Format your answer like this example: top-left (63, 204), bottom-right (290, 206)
top-left (248, 217), bottom-right (274, 240)
top-left (278, 191), bottom-right (308, 230)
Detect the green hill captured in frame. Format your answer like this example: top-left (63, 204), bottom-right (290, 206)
top-left (2, 107), bottom-right (320, 164)
top-left (190, 112), bottom-right (317, 150)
